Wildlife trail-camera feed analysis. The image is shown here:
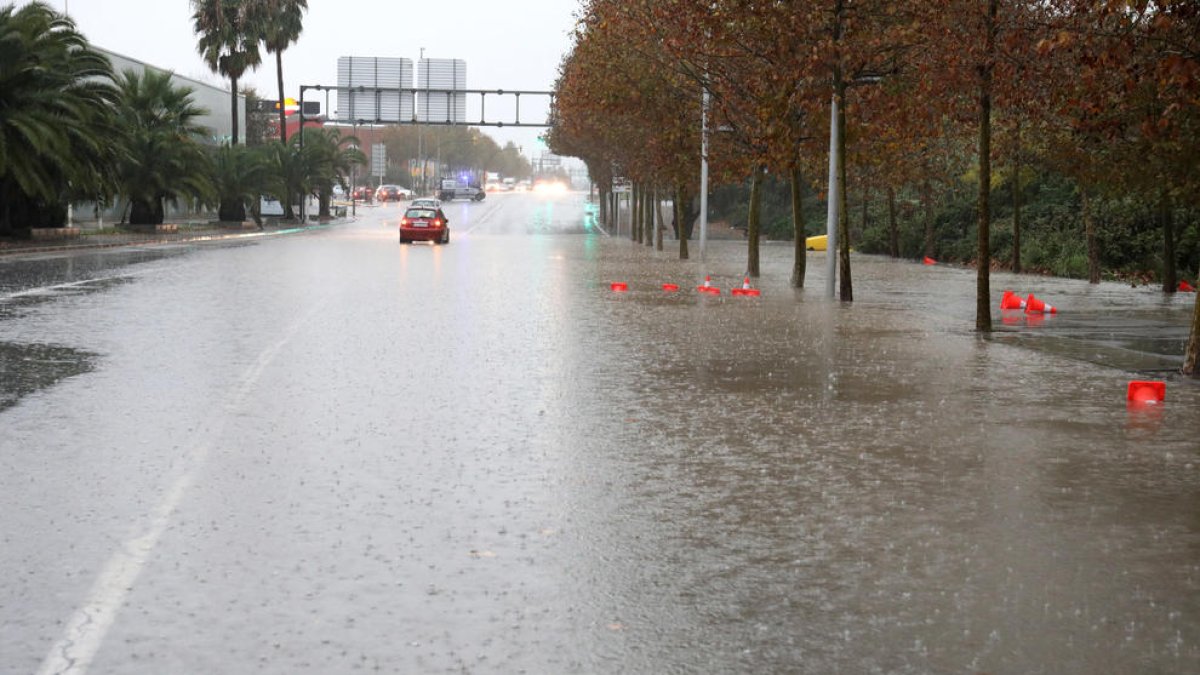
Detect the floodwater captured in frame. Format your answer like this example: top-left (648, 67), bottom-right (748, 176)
top-left (1, 192), bottom-right (1197, 674)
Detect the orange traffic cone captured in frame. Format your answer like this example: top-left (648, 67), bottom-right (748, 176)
top-left (610, 282), bottom-right (628, 292)
top-left (731, 277), bottom-right (761, 297)
top-left (696, 275), bottom-right (721, 295)
top-left (923, 256), bottom-right (936, 265)
top-left (1000, 290), bottom-right (1026, 310)
top-left (1024, 294), bottom-right (1057, 314)
top-left (1127, 380), bottom-right (1165, 405)
top-left (662, 283), bottom-right (680, 292)
top-left (1180, 280), bottom-right (1196, 293)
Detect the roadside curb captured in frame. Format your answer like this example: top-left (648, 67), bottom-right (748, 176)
top-left (0, 219), bottom-right (351, 258)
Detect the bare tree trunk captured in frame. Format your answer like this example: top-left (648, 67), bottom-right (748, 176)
top-left (277, 50), bottom-right (287, 144)
top-left (676, 185), bottom-right (689, 260)
top-left (747, 168), bottom-right (763, 277)
top-left (790, 166), bottom-right (805, 288)
top-left (1184, 294), bottom-right (1200, 376)
top-left (631, 184), bottom-right (640, 243)
top-left (887, 185), bottom-right (898, 258)
top-left (923, 179), bottom-right (935, 259)
top-left (1162, 195), bottom-right (1177, 294)
top-left (1084, 187), bottom-right (1100, 284)
top-left (836, 74), bottom-right (852, 302)
top-left (975, 0), bottom-right (997, 333)
top-left (645, 188), bottom-right (654, 248)
top-left (656, 189), bottom-right (665, 251)
top-left (598, 187), bottom-right (608, 232)
top-left (1012, 126), bottom-right (1022, 273)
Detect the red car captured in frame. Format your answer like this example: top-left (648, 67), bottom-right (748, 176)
top-left (399, 207), bottom-right (449, 244)
top-left (352, 186), bottom-right (373, 202)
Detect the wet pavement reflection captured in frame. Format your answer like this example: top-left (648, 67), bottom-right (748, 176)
top-left (0, 194), bottom-right (1197, 673)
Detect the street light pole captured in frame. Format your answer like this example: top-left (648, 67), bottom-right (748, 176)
top-left (825, 94), bottom-right (840, 300)
top-left (417, 47), bottom-right (425, 196)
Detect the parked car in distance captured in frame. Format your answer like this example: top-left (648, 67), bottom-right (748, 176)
top-left (375, 184), bottom-right (412, 202)
top-left (399, 207), bottom-right (449, 244)
top-left (352, 186), bottom-right (373, 202)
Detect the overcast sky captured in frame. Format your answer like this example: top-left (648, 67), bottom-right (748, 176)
top-left (28, 0), bottom-right (581, 157)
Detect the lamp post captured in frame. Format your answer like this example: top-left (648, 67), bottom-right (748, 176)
top-left (417, 47), bottom-right (425, 195)
top-left (825, 94), bottom-right (840, 300)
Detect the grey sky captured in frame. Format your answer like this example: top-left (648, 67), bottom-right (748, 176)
top-left (29, 0), bottom-right (581, 157)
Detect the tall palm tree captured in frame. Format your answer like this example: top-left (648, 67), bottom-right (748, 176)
top-left (262, 0), bottom-right (308, 144)
top-left (114, 69), bottom-right (214, 225)
top-left (0, 2), bottom-right (119, 233)
top-left (191, 0), bottom-right (264, 146)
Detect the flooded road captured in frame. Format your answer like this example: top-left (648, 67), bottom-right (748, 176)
top-left (1, 193), bottom-right (1197, 673)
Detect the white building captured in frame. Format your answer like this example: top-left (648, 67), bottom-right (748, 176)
top-left (75, 48), bottom-right (247, 227)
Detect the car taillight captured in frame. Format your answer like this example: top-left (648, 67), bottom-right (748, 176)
top-left (433, 219), bottom-right (442, 227)
top-left (401, 218), bottom-right (410, 226)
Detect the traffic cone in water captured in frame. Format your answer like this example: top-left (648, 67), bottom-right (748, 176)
top-left (1024, 294), bottom-right (1057, 314)
top-left (662, 283), bottom-right (680, 292)
top-left (731, 277), bottom-right (761, 297)
top-left (696, 275), bottom-right (721, 295)
top-left (1180, 280), bottom-right (1196, 293)
top-left (1127, 380), bottom-right (1165, 405)
top-left (610, 282), bottom-right (628, 292)
top-left (1000, 290), bottom-right (1026, 310)
top-left (923, 256), bottom-right (937, 265)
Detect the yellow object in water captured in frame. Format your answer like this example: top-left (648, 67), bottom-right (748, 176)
top-left (805, 234), bottom-right (827, 251)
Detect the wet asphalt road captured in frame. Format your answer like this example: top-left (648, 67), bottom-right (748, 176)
top-left (1, 192), bottom-right (1198, 674)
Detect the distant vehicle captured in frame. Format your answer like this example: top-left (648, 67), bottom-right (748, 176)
top-left (399, 206), bottom-right (449, 244)
top-left (502, 177), bottom-right (516, 191)
top-left (410, 198), bottom-right (442, 210)
top-left (352, 186), bottom-right (373, 202)
top-left (375, 184), bottom-right (412, 202)
top-left (438, 179), bottom-right (485, 202)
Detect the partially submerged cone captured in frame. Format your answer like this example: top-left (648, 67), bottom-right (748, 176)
top-left (1000, 290), bottom-right (1026, 310)
top-left (1180, 280), bottom-right (1196, 293)
top-left (1024, 294), bottom-right (1057, 314)
top-left (923, 256), bottom-right (937, 265)
top-left (662, 283), bottom-right (680, 292)
top-left (696, 275), bottom-right (721, 295)
top-left (731, 276), bottom-right (761, 297)
top-left (1127, 380), bottom-right (1165, 405)
top-left (610, 282), bottom-right (628, 292)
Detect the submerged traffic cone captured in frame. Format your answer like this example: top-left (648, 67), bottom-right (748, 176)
top-left (731, 276), bottom-right (761, 297)
top-left (1024, 294), bottom-right (1057, 314)
top-left (1180, 280), bottom-right (1196, 293)
top-left (1000, 290), bottom-right (1026, 310)
top-left (923, 256), bottom-right (937, 265)
top-left (1127, 380), bottom-right (1165, 405)
top-left (610, 282), bottom-right (628, 292)
top-left (662, 283), bottom-right (680, 292)
top-left (696, 275), bottom-right (721, 295)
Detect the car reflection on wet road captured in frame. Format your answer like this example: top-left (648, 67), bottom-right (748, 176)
top-left (1, 191), bottom-right (1197, 674)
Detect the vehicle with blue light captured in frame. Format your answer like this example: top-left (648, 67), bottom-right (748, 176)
top-left (438, 178), bottom-right (485, 202)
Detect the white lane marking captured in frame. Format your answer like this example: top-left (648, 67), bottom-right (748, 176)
top-left (0, 270), bottom-right (163, 303)
top-left (35, 297), bottom-right (327, 675)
